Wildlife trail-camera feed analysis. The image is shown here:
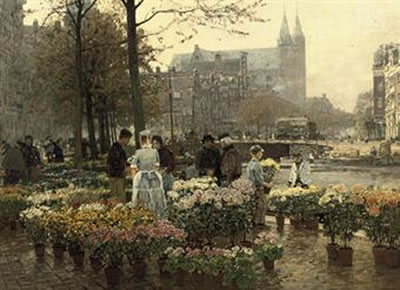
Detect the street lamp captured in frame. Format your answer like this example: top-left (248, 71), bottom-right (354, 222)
top-left (168, 66), bottom-right (176, 155)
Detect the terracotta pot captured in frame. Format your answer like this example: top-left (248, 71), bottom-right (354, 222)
top-left (130, 259), bottom-right (147, 281)
top-left (174, 269), bottom-right (185, 287)
top-left (337, 247), bottom-right (353, 266)
top-left (276, 214), bottom-right (285, 232)
top-left (191, 273), bottom-right (205, 285)
top-left (326, 244), bottom-right (339, 261)
top-left (72, 250), bottom-right (85, 267)
top-left (304, 219), bottom-right (319, 230)
top-left (384, 248), bottom-right (400, 268)
top-left (290, 218), bottom-right (302, 229)
top-left (90, 255), bottom-right (103, 272)
top-left (263, 259), bottom-right (274, 270)
top-left (52, 243), bottom-right (65, 259)
top-left (214, 272), bottom-right (224, 285)
top-left (9, 219), bottom-right (17, 230)
top-left (104, 266), bottom-right (121, 287)
top-left (239, 240), bottom-right (253, 248)
top-left (372, 246), bottom-right (386, 265)
top-left (158, 258), bottom-right (168, 274)
top-left (34, 243), bottom-right (45, 257)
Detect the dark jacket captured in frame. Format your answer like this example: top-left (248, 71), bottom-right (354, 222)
top-left (107, 142), bottom-right (128, 178)
top-left (22, 145), bottom-right (41, 168)
top-left (158, 147), bottom-right (175, 174)
top-left (221, 145), bottom-right (242, 184)
top-left (195, 146), bottom-right (221, 176)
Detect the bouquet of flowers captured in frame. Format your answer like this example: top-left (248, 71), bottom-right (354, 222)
top-left (260, 158), bottom-right (280, 183)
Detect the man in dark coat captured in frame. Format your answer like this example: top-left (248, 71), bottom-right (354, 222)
top-left (3, 141), bottom-right (26, 185)
top-left (107, 129), bottom-right (132, 203)
top-left (152, 135), bottom-right (175, 192)
top-left (22, 136), bottom-right (42, 183)
top-left (196, 135), bottom-right (221, 184)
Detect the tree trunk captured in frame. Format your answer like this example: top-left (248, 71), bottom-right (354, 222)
top-left (85, 93), bottom-right (98, 159)
top-left (98, 100), bottom-right (108, 154)
top-left (74, 19), bottom-right (84, 166)
top-left (105, 108), bottom-right (111, 147)
top-left (126, 0), bottom-right (145, 148)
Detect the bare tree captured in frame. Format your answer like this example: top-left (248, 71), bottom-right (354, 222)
top-left (116, 0), bottom-right (267, 147)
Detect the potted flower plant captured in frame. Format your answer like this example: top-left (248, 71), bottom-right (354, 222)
top-left (221, 246), bottom-right (259, 290)
top-left (253, 232), bottom-right (283, 270)
top-left (20, 206), bottom-right (49, 257)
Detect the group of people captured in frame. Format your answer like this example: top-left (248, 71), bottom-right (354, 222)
top-left (0, 136), bottom-right (42, 185)
top-left (107, 128), bottom-right (312, 226)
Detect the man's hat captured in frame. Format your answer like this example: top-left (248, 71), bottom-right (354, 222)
top-left (202, 134), bottom-right (215, 143)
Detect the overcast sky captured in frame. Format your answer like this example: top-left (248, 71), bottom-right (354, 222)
top-left (25, 0), bottom-right (400, 112)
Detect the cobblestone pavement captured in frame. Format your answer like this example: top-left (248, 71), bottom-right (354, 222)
top-left (1, 220), bottom-right (400, 290)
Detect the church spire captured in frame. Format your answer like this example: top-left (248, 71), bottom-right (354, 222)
top-left (279, 7), bottom-right (293, 46)
top-left (294, 9), bottom-right (305, 43)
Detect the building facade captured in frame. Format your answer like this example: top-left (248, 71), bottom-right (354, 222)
top-left (0, 0), bottom-right (26, 142)
top-left (167, 12), bottom-right (307, 136)
top-left (373, 43), bottom-right (400, 140)
top-left (372, 45), bottom-right (386, 139)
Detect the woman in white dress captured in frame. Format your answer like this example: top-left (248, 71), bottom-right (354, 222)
top-left (130, 130), bottom-right (167, 218)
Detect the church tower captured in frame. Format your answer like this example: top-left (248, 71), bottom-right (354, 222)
top-left (293, 11), bottom-right (306, 107)
top-left (278, 9), bottom-right (296, 104)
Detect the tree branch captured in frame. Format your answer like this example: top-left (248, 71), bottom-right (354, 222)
top-left (137, 8), bottom-right (197, 27)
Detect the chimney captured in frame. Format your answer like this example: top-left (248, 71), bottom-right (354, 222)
top-left (215, 53), bottom-right (222, 63)
top-left (156, 66), bottom-right (161, 73)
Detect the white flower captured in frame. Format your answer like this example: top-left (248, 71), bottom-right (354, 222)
top-left (167, 191), bottom-right (180, 201)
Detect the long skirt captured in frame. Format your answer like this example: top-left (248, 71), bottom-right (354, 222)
top-left (132, 171), bottom-right (167, 218)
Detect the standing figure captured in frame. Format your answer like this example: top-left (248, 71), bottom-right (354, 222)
top-left (152, 136), bottom-right (175, 192)
top-left (45, 138), bottom-right (55, 163)
top-left (3, 141), bottom-right (26, 185)
top-left (22, 136), bottom-right (42, 183)
top-left (130, 130), bottom-right (167, 218)
top-left (288, 153), bottom-right (311, 188)
top-left (107, 129), bottom-right (132, 203)
top-left (247, 145), bottom-right (269, 227)
top-left (53, 139), bottom-right (65, 163)
top-left (195, 135), bottom-right (222, 184)
top-left (220, 134), bottom-right (242, 186)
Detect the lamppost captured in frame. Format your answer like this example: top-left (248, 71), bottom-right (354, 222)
top-left (168, 66), bottom-right (176, 155)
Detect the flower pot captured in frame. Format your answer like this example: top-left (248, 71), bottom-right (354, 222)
top-left (90, 255), bottom-right (103, 272)
top-left (130, 259), bottom-right (147, 281)
top-left (337, 247), bottom-right (353, 266)
top-left (174, 269), bottom-right (185, 287)
top-left (304, 219), bottom-right (319, 230)
top-left (72, 250), bottom-right (85, 267)
top-left (158, 258), bottom-right (168, 275)
top-left (372, 246), bottom-right (386, 265)
top-left (34, 243), bottom-right (45, 258)
top-left (239, 240), bottom-right (253, 248)
top-left (384, 248), bottom-right (400, 268)
top-left (191, 273), bottom-right (205, 285)
top-left (290, 218), bottom-right (302, 229)
top-left (263, 258), bottom-right (274, 270)
top-left (326, 244), bottom-right (339, 261)
top-left (9, 219), bottom-right (17, 230)
top-left (52, 243), bottom-right (65, 259)
top-left (104, 266), bottom-right (121, 287)
top-left (276, 214), bottom-right (285, 232)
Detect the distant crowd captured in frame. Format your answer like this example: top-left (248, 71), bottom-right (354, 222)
top-left (0, 136), bottom-right (64, 185)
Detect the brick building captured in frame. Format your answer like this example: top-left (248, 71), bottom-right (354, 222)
top-left (0, 0), bottom-right (26, 142)
top-left (166, 12), bottom-right (307, 136)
